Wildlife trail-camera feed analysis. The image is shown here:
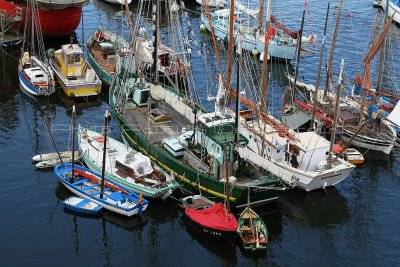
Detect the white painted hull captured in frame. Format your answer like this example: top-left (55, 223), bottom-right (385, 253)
top-left (200, 14), bottom-right (297, 60)
top-left (238, 147), bottom-right (354, 191)
top-left (377, 0), bottom-right (400, 24)
top-left (78, 127), bottom-right (178, 199)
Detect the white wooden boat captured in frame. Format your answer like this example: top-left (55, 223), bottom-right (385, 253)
top-left (18, 0), bottom-right (55, 96)
top-left (32, 151), bottom-right (80, 162)
top-left (78, 126), bottom-right (179, 199)
top-left (63, 196), bottom-right (102, 214)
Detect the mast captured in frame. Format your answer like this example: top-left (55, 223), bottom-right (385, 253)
top-left (123, 0), bottom-right (141, 80)
top-left (43, 116), bottom-right (64, 164)
top-left (100, 110), bottom-right (111, 199)
top-left (376, 2), bottom-right (390, 90)
top-left (359, 15), bottom-right (394, 122)
top-left (323, 0), bottom-right (343, 98)
top-left (151, 0), bottom-right (159, 84)
top-left (226, 0), bottom-right (235, 89)
top-left (327, 59), bottom-right (344, 168)
top-left (224, 140), bottom-right (230, 215)
top-left (293, 10), bottom-right (306, 88)
top-left (71, 105), bottom-right (76, 176)
top-left (310, 2), bottom-right (330, 130)
top-left (261, 0), bottom-right (272, 112)
top-left (234, 33), bottom-right (242, 149)
top-left (257, 0), bottom-right (264, 29)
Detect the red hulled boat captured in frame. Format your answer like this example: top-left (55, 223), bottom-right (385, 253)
top-left (0, 0), bottom-right (84, 37)
top-left (184, 202), bottom-right (238, 245)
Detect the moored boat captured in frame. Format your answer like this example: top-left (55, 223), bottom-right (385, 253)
top-left (184, 202), bottom-right (238, 245)
top-left (55, 163), bottom-right (148, 217)
top-left (63, 196), bottom-right (103, 214)
top-left (180, 195), bottom-right (214, 210)
top-left (0, 0), bottom-right (84, 37)
top-left (48, 42), bottom-right (102, 97)
top-left (78, 126), bottom-right (179, 200)
top-left (86, 28), bottom-right (131, 87)
top-left (237, 206), bottom-right (268, 250)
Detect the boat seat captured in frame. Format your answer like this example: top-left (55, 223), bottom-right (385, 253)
top-left (72, 179), bottom-right (88, 186)
top-left (107, 192), bottom-right (126, 203)
top-left (82, 184), bottom-right (99, 191)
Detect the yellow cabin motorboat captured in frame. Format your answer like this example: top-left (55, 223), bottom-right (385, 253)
top-left (49, 43), bottom-right (102, 97)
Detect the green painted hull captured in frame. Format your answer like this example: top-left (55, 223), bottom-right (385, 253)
top-left (109, 83), bottom-right (285, 208)
top-left (87, 51), bottom-right (111, 87)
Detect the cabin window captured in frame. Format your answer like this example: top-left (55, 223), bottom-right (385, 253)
top-left (67, 54), bottom-right (74, 64)
top-left (74, 54), bottom-right (81, 63)
top-left (35, 74), bottom-right (44, 78)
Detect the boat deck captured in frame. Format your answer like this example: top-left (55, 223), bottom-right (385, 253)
top-left (89, 42), bottom-right (116, 75)
top-left (124, 101), bottom-right (192, 145)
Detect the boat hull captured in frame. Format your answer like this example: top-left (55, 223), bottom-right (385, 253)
top-left (2, 0), bottom-right (83, 37)
top-left (237, 146), bottom-right (354, 192)
top-left (342, 129), bottom-right (395, 155)
top-left (18, 70), bottom-right (55, 96)
top-left (78, 127), bottom-right (178, 199)
top-left (55, 164), bottom-right (148, 217)
top-left (63, 197), bottom-right (102, 215)
top-left (184, 214), bottom-right (237, 246)
top-left (377, 0), bottom-right (400, 25)
top-left (109, 89), bottom-right (284, 208)
top-left (200, 14), bottom-right (297, 60)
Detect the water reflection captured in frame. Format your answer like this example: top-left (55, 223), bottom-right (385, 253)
top-left (181, 215), bottom-right (237, 264)
top-left (277, 188), bottom-right (349, 228)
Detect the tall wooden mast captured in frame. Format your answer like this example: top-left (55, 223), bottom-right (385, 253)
top-left (260, 0), bottom-right (272, 112)
top-left (310, 2), bottom-right (330, 130)
top-left (100, 110), bottom-right (111, 199)
top-left (226, 0), bottom-right (235, 90)
top-left (327, 59), bottom-right (344, 168)
top-left (323, 0), bottom-right (343, 98)
top-left (293, 10), bottom-right (306, 89)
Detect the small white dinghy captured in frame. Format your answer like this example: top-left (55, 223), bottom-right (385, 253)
top-left (33, 151), bottom-right (81, 169)
top-left (63, 196), bottom-right (103, 215)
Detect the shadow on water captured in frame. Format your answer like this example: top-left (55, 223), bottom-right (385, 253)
top-left (180, 214), bottom-right (237, 264)
top-left (277, 187), bottom-right (349, 228)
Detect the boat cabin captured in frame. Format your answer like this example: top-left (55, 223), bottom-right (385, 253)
top-left (60, 44), bottom-right (84, 79)
top-left (24, 67), bottom-right (48, 84)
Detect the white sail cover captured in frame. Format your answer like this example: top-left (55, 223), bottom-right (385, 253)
top-left (117, 153), bottom-right (154, 178)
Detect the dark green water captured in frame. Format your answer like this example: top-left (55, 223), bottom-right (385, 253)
top-left (0, 0), bottom-right (399, 266)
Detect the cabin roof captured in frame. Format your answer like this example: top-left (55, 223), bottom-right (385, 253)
top-left (294, 131), bottom-right (330, 151)
top-left (61, 44), bottom-right (83, 55)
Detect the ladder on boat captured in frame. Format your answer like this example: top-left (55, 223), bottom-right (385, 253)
top-left (0, 6), bottom-right (22, 40)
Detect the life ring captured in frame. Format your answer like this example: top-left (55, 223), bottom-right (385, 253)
top-left (95, 136), bottom-right (105, 143)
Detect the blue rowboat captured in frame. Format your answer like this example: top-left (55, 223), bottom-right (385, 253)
top-left (63, 196), bottom-right (103, 215)
top-left (55, 163), bottom-right (148, 217)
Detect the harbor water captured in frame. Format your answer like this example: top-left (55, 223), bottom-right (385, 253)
top-left (0, 0), bottom-right (399, 266)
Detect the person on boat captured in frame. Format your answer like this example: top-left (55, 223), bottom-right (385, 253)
top-left (375, 105), bottom-right (385, 132)
top-left (368, 99), bottom-right (375, 125)
top-left (290, 154), bottom-right (299, 168)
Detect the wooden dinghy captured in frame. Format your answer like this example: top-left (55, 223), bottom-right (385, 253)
top-left (55, 163), bottom-right (149, 217)
top-left (237, 207), bottom-right (268, 250)
top-left (63, 196), bottom-right (102, 215)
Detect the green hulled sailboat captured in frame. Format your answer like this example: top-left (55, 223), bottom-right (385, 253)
top-left (109, 0), bottom-right (285, 208)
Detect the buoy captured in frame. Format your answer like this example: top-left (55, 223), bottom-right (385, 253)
top-left (252, 49), bottom-right (259, 56)
top-left (200, 24), bottom-right (207, 31)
